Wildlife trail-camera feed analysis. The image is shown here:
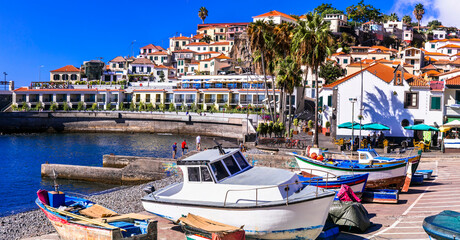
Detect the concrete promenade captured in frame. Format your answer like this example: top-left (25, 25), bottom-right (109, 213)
top-left (25, 159), bottom-right (460, 240)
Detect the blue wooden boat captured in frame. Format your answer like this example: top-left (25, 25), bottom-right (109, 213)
top-left (423, 210), bottom-right (460, 240)
top-left (416, 170), bottom-right (433, 180)
top-left (36, 190), bottom-right (157, 240)
top-left (298, 172), bottom-right (368, 199)
top-left (362, 189), bottom-right (399, 203)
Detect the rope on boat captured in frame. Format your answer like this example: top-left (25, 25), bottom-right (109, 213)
top-left (43, 204), bottom-right (125, 231)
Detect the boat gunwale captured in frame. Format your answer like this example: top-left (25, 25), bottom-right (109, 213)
top-left (141, 187), bottom-right (336, 209)
top-left (295, 155), bottom-right (408, 172)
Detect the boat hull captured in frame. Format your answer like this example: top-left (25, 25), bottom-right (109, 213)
top-left (142, 194), bottom-right (335, 240)
top-left (38, 205), bottom-right (117, 240)
top-left (299, 173), bottom-right (368, 196)
top-left (295, 155), bottom-right (407, 190)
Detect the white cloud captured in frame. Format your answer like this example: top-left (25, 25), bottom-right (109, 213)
top-left (390, 0), bottom-right (460, 27)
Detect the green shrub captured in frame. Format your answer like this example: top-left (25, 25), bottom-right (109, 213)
top-left (190, 103), bottom-right (197, 112)
top-left (159, 103), bottom-right (165, 111)
top-left (91, 103), bottom-right (98, 111)
top-left (118, 103), bottom-right (124, 111)
top-left (325, 121), bottom-right (331, 128)
top-left (12, 103), bottom-right (18, 111)
top-left (21, 102), bottom-right (29, 111)
top-left (106, 103), bottom-right (111, 111)
top-left (77, 101), bottom-right (84, 111)
top-left (35, 102), bottom-right (44, 111)
top-left (209, 104), bottom-right (217, 113)
top-left (50, 102), bottom-right (58, 112)
top-left (168, 103), bottom-right (175, 112)
top-left (308, 120), bottom-right (314, 129)
top-left (181, 103), bottom-right (187, 112)
top-left (293, 118), bottom-right (299, 127)
top-left (129, 102), bottom-right (135, 111)
top-left (146, 103), bottom-right (154, 111)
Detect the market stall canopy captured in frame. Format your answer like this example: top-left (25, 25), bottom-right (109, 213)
top-left (442, 120), bottom-right (460, 128)
top-left (404, 124), bottom-right (439, 131)
top-left (439, 126), bottom-right (452, 133)
top-left (338, 122), bottom-right (361, 129)
top-left (361, 123), bottom-right (390, 131)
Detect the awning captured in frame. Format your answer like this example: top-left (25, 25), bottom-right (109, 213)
top-left (404, 124), bottom-right (439, 131)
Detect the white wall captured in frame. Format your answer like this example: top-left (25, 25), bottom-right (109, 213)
top-left (321, 71), bottom-right (443, 138)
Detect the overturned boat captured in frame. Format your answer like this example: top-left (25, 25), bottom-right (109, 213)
top-left (142, 148), bottom-right (336, 239)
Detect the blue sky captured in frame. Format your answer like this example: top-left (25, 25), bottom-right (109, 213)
top-left (0, 0), bottom-right (448, 88)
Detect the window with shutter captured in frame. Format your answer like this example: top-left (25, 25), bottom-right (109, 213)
top-left (430, 96), bottom-right (441, 110)
top-left (328, 95), bottom-right (332, 107)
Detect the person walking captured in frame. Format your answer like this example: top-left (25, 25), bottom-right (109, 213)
top-left (196, 135), bottom-right (201, 151)
top-left (172, 142), bottom-right (177, 159)
top-left (181, 140), bottom-right (188, 155)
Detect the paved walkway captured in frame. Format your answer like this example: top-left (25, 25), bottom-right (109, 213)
top-left (342, 160), bottom-right (458, 239)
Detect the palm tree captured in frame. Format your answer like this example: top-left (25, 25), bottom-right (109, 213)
top-left (247, 20), bottom-right (274, 120)
top-left (413, 3), bottom-right (425, 31)
top-left (200, 34), bottom-right (212, 43)
top-left (389, 13), bottom-right (399, 22)
top-left (292, 12), bottom-right (332, 147)
top-left (275, 56), bottom-right (302, 137)
top-left (402, 15), bottom-right (412, 25)
top-left (198, 7), bottom-right (208, 24)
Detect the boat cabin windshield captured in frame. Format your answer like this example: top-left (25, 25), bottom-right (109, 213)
top-left (184, 150), bottom-right (252, 183)
top-left (210, 151), bottom-right (251, 182)
top-left (359, 150), bottom-right (378, 160)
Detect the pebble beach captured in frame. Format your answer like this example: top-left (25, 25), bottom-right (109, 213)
top-left (0, 175), bottom-right (183, 240)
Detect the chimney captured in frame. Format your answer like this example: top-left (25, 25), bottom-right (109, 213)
top-left (180, 33), bottom-right (182, 37)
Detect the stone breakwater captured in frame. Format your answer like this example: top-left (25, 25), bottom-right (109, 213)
top-left (0, 174), bottom-right (182, 240)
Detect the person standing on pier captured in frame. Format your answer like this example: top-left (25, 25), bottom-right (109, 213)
top-left (181, 140), bottom-right (188, 155)
top-left (172, 142), bottom-right (177, 159)
top-left (196, 135), bottom-right (201, 151)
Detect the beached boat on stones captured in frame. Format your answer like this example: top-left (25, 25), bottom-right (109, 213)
top-left (36, 190), bottom-right (157, 240)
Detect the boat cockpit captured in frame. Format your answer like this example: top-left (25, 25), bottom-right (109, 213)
top-left (177, 149), bottom-right (252, 184)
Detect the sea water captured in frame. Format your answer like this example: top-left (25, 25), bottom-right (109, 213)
top-left (0, 132), bottom-right (210, 217)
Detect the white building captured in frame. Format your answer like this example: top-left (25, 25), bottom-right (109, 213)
top-left (320, 63), bottom-right (443, 139)
top-left (433, 29), bottom-right (447, 40)
top-left (185, 42), bottom-right (210, 53)
top-left (323, 14), bottom-right (348, 33)
top-left (400, 47), bottom-right (425, 74)
top-left (169, 35), bottom-right (192, 52)
top-left (252, 10), bottom-right (297, 24)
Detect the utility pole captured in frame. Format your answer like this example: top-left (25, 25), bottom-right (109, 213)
top-left (3, 72), bottom-right (7, 91)
top-left (359, 60), bottom-right (364, 148)
top-left (39, 65), bottom-right (44, 82)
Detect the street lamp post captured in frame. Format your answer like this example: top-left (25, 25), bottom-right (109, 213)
top-left (349, 98), bottom-right (357, 153)
top-left (359, 60), bottom-right (364, 148)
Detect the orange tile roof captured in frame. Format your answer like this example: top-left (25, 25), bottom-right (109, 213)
top-left (186, 42), bottom-right (209, 46)
top-left (425, 56), bottom-right (438, 62)
top-left (170, 36), bottom-right (191, 40)
top-left (192, 34), bottom-right (204, 39)
top-left (422, 70), bottom-right (441, 76)
top-left (424, 51), bottom-right (449, 56)
top-left (422, 64), bottom-right (438, 70)
top-left (371, 45), bottom-right (397, 52)
top-left (210, 42), bottom-right (230, 46)
top-left (197, 51), bottom-right (220, 55)
top-left (439, 69), bottom-right (460, 76)
top-left (14, 87), bottom-right (97, 92)
top-left (131, 58), bottom-right (154, 65)
top-left (109, 56), bottom-right (126, 62)
top-left (50, 65), bottom-right (80, 72)
top-left (147, 51), bottom-right (168, 55)
top-left (439, 44), bottom-right (460, 49)
top-left (173, 49), bottom-right (197, 53)
top-left (133, 89), bottom-right (166, 92)
top-left (325, 63), bottom-right (424, 88)
top-left (140, 44), bottom-right (165, 51)
top-left (332, 52), bottom-right (349, 56)
top-left (446, 75), bottom-right (460, 85)
top-left (173, 89), bottom-right (199, 92)
top-left (215, 54), bottom-right (231, 59)
top-left (253, 10), bottom-right (296, 22)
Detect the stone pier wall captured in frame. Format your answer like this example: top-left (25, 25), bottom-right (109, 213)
top-left (0, 112), bottom-right (254, 140)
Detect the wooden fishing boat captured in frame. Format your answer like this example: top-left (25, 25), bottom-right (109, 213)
top-left (295, 154), bottom-right (409, 190)
top-left (423, 210), bottom-right (460, 240)
top-left (179, 213), bottom-right (245, 240)
top-left (142, 147), bottom-right (336, 240)
top-left (36, 190), bottom-right (157, 240)
top-left (297, 171), bottom-right (368, 198)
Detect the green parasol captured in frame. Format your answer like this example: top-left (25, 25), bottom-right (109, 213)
top-left (361, 123), bottom-right (390, 131)
top-left (404, 124), bottom-right (439, 131)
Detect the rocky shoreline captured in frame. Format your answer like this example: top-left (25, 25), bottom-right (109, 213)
top-left (0, 175), bottom-right (183, 240)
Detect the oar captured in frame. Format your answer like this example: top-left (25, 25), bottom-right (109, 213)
top-left (44, 204), bottom-right (125, 231)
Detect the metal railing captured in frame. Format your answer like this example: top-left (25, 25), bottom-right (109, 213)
top-left (223, 169), bottom-right (334, 207)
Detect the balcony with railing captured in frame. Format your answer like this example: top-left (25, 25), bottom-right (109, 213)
top-left (205, 98), bottom-right (216, 104)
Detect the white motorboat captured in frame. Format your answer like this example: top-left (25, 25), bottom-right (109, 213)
top-left (141, 147), bottom-right (336, 239)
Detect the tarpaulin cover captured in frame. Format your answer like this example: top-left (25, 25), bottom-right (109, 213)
top-left (329, 201), bottom-right (371, 232)
top-left (423, 210), bottom-right (460, 240)
top-left (337, 184), bottom-right (361, 202)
